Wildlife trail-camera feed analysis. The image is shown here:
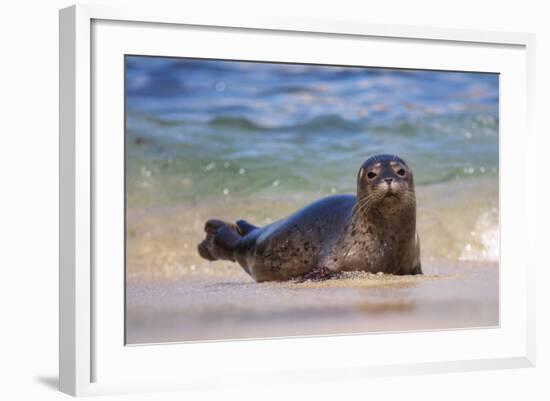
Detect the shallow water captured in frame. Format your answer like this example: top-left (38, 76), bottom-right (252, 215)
top-left (125, 57), bottom-right (499, 343)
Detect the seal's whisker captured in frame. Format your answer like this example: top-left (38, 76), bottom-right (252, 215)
top-left (353, 191), bottom-right (387, 217)
top-left (352, 195), bottom-right (371, 213)
top-left (402, 192), bottom-right (417, 204)
top-left (352, 200), bottom-right (370, 217)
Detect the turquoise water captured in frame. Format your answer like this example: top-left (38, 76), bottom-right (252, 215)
top-left (125, 56), bottom-right (498, 208)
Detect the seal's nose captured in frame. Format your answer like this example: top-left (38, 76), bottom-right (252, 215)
top-left (384, 178), bottom-right (394, 185)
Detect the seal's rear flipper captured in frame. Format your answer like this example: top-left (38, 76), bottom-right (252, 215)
top-left (197, 219), bottom-right (242, 262)
top-left (236, 219), bottom-right (258, 235)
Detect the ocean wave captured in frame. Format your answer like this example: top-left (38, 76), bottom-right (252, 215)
top-left (209, 116), bottom-right (267, 131)
top-left (458, 211), bottom-right (499, 262)
top-left (130, 110), bottom-right (498, 137)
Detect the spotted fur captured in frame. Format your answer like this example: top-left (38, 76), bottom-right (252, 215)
top-left (197, 154), bottom-right (421, 282)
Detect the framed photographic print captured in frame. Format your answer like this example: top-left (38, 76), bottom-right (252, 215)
top-left (59, 4), bottom-right (536, 396)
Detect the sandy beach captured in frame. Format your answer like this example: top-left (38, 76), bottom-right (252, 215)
top-left (126, 261), bottom-right (498, 344)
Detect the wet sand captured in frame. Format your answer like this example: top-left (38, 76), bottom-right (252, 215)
top-left (126, 261), bottom-right (498, 344)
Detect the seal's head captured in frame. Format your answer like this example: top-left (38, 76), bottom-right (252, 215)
top-left (356, 154), bottom-right (415, 214)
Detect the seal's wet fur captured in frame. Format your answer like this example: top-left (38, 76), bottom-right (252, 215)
top-left (198, 154), bottom-right (421, 282)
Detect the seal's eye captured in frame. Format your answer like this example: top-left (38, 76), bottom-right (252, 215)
top-left (396, 168), bottom-right (406, 177)
top-left (367, 172), bottom-right (377, 179)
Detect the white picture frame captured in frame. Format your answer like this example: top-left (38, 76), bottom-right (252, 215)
top-left (59, 4), bottom-right (536, 397)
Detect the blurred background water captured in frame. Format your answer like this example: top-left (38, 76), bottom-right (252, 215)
top-left (125, 56), bottom-right (499, 281)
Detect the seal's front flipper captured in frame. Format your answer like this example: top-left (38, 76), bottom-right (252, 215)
top-left (411, 264), bottom-right (423, 275)
top-left (236, 219), bottom-right (259, 235)
top-left (198, 219), bottom-right (242, 262)
top-left (296, 266), bottom-right (335, 282)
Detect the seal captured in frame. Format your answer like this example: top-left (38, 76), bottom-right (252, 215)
top-left (197, 154), bottom-right (421, 282)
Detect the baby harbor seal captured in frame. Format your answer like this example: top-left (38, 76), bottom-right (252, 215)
top-left (198, 154), bottom-right (421, 282)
